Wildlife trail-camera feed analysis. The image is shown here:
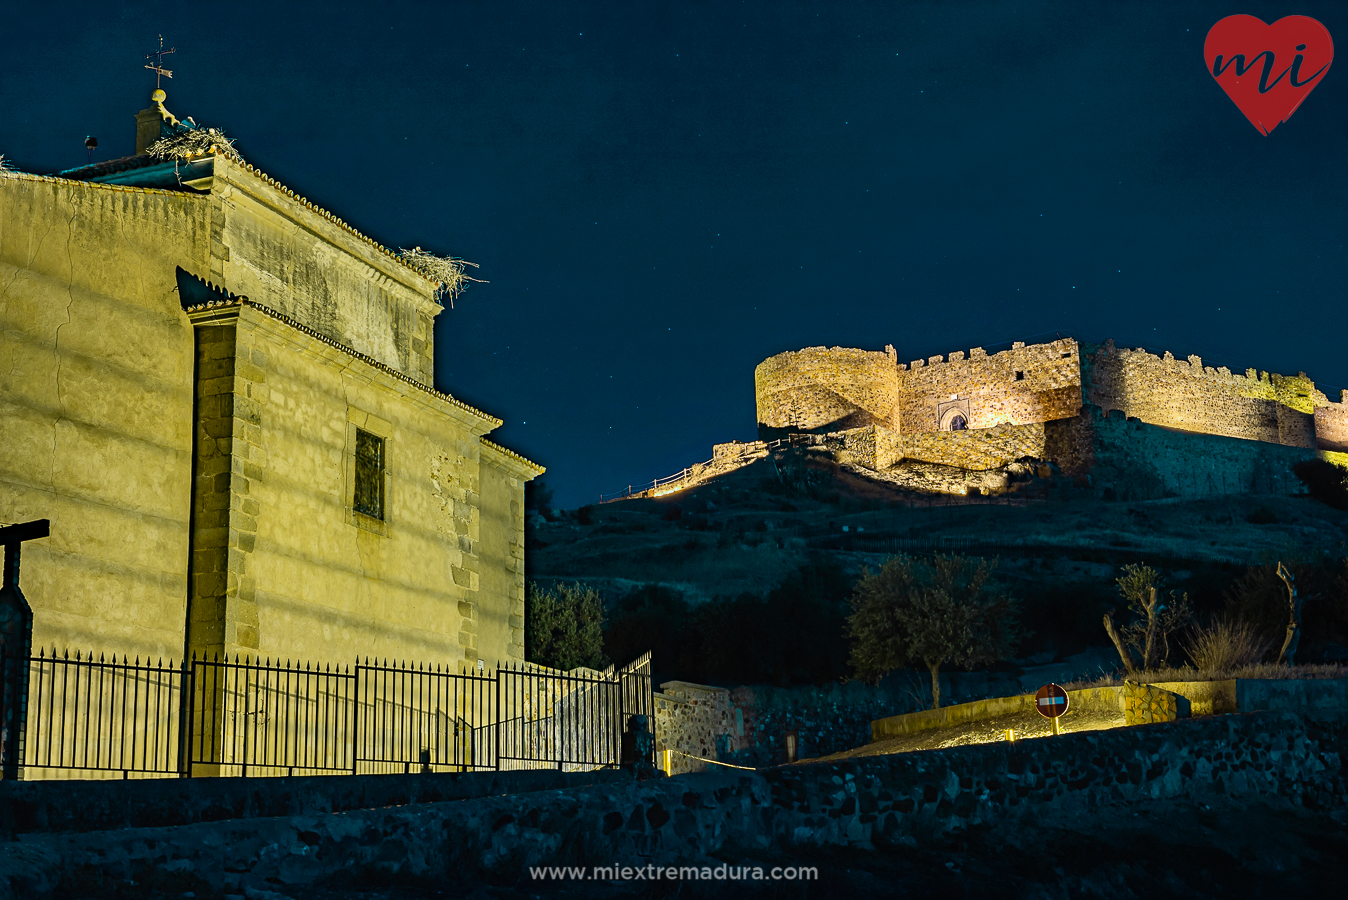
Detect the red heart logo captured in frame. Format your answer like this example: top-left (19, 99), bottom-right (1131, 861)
top-left (1204, 15), bottom-right (1333, 135)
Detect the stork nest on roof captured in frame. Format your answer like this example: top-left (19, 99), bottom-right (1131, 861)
top-left (147, 127), bottom-right (242, 163)
top-left (0, 155), bottom-right (15, 176)
top-left (396, 247), bottom-right (486, 307)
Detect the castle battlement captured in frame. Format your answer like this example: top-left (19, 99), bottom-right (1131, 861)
top-left (756, 335), bottom-right (1348, 455)
top-left (1095, 340), bottom-right (1324, 407)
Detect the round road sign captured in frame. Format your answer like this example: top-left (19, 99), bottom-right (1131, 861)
top-left (1035, 683), bottom-right (1069, 719)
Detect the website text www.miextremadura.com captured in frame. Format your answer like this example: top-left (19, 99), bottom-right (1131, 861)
top-left (529, 863), bottom-right (819, 882)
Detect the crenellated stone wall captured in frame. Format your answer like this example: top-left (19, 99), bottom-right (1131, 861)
top-left (752, 337), bottom-right (1348, 477)
top-left (896, 338), bottom-right (1082, 433)
top-left (1081, 341), bottom-right (1336, 450)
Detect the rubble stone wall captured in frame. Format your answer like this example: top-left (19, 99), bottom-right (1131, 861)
top-left (1082, 342), bottom-right (1338, 450)
top-left (653, 682), bottom-right (748, 776)
top-left (897, 421), bottom-right (1049, 471)
top-left (755, 346), bottom-right (899, 432)
top-left (754, 339), bottom-right (1348, 468)
top-left (1065, 405), bottom-right (1320, 499)
top-left (1314, 400), bottom-right (1348, 452)
top-left (11, 712), bottom-right (1343, 896)
top-left (896, 338), bottom-right (1082, 433)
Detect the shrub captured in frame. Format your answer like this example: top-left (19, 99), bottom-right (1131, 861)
top-left (695, 560), bottom-right (852, 686)
top-left (526, 582), bottom-right (607, 671)
top-left (1185, 618), bottom-right (1272, 671)
top-left (525, 479), bottom-right (554, 517)
top-left (1245, 506), bottom-right (1278, 524)
top-left (602, 584), bottom-right (696, 679)
top-left (1104, 564), bottom-right (1192, 673)
top-left (1293, 458), bottom-right (1348, 510)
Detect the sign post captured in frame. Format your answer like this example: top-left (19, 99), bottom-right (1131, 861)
top-left (0, 519), bottom-right (48, 780)
top-left (1035, 683), bottom-right (1069, 735)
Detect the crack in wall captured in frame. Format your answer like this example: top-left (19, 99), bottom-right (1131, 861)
top-left (0, 207), bottom-right (61, 383)
top-left (48, 206), bottom-right (78, 490)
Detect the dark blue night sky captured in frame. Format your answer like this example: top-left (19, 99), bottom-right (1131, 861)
top-left (4, 1), bottom-right (1347, 507)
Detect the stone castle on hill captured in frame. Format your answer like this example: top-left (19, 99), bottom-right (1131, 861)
top-left (0, 89), bottom-right (541, 665)
top-left (622, 337), bottom-right (1348, 502)
top-left (747, 337), bottom-right (1348, 496)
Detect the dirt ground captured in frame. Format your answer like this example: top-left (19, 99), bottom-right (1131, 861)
top-left (532, 456), bottom-right (1348, 606)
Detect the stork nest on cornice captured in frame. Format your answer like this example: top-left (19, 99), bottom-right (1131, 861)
top-left (0, 155), bottom-right (15, 176)
top-left (147, 127), bottom-right (242, 163)
top-left (396, 247), bottom-right (487, 307)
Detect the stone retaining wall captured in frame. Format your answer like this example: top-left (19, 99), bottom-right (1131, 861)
top-left (871, 686), bottom-right (1124, 741)
top-left (869, 678), bottom-right (1348, 743)
top-left (6, 712), bottom-right (1342, 898)
top-left (1124, 682), bottom-right (1186, 724)
top-left (0, 768), bottom-right (629, 837)
top-left (653, 682), bottom-right (747, 775)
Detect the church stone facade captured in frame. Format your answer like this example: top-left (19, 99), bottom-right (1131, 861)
top-left (0, 91), bottom-right (540, 668)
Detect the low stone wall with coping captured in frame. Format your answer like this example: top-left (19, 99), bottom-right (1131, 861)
top-left (6, 711), bottom-right (1343, 898)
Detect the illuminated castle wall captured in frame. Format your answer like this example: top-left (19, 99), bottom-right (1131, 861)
top-left (754, 337), bottom-right (1348, 487)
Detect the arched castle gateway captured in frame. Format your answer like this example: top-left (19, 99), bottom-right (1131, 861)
top-left (739, 338), bottom-right (1348, 497)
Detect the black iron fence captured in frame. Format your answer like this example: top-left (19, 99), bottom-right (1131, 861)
top-left (8, 648), bottom-right (652, 779)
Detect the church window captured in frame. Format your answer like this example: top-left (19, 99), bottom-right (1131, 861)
top-left (354, 429), bottom-right (385, 520)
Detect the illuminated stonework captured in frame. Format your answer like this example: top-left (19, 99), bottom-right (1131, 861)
top-left (756, 337), bottom-right (1347, 462)
top-left (0, 91), bottom-right (542, 666)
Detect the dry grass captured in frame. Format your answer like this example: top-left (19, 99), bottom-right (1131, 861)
top-left (396, 247), bottom-right (485, 306)
top-left (1062, 662), bottom-right (1348, 690)
top-left (1185, 618), bottom-right (1273, 671)
top-left (147, 127), bottom-right (241, 162)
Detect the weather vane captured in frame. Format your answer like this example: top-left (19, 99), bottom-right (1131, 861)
top-left (144, 35), bottom-right (176, 89)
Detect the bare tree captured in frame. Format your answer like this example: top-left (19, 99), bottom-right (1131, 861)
top-left (1104, 564), bottom-right (1192, 673)
top-left (1274, 561), bottom-right (1305, 666)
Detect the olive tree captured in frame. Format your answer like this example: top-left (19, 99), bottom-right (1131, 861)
top-left (847, 554), bottom-right (1021, 709)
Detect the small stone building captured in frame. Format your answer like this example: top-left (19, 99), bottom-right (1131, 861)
top-left (0, 91), bottom-right (541, 669)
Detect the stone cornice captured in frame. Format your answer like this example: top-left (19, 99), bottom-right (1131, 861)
top-left (480, 438), bottom-right (545, 479)
top-left (184, 296), bottom-right (502, 433)
top-left (210, 157), bottom-right (442, 318)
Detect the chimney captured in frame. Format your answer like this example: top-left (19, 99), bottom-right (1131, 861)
top-left (135, 89), bottom-right (172, 155)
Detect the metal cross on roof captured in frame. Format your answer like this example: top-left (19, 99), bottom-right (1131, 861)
top-left (144, 34), bottom-right (176, 88)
